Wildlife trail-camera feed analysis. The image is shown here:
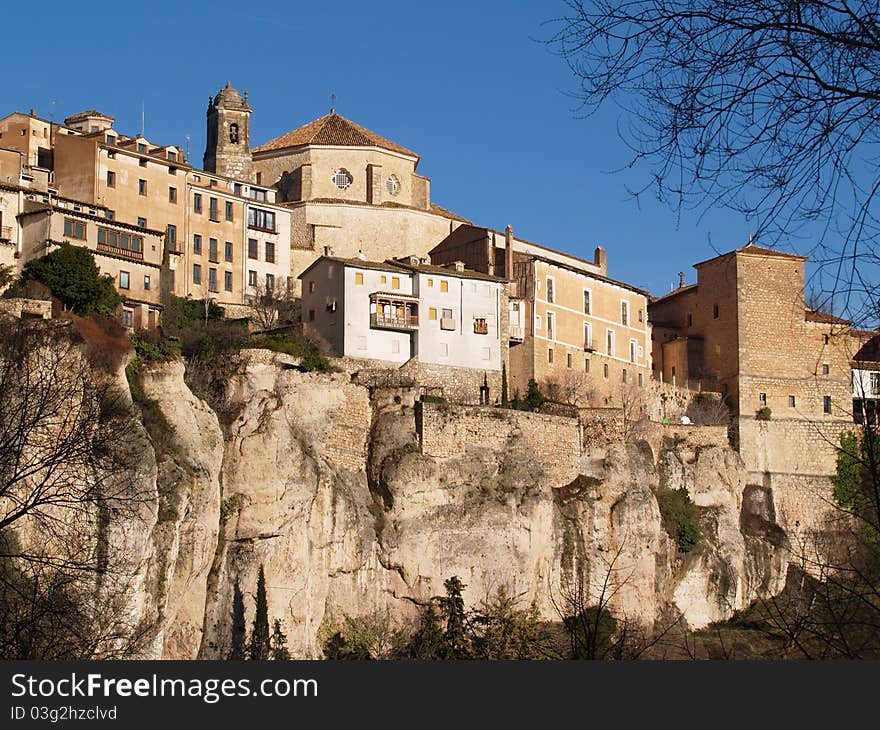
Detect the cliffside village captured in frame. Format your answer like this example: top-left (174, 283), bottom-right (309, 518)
top-left (1, 83), bottom-right (878, 480)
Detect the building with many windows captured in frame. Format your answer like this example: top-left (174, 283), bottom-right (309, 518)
top-left (649, 243), bottom-right (854, 475)
top-left (300, 254), bottom-right (506, 402)
top-left (429, 224), bottom-right (652, 404)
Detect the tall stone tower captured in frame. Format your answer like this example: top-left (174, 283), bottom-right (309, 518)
top-left (203, 82), bottom-right (253, 180)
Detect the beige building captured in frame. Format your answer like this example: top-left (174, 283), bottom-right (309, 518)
top-left (49, 95), bottom-right (292, 312)
top-left (649, 243), bottom-right (853, 474)
top-left (14, 188), bottom-right (165, 328)
top-left (251, 110), bottom-right (470, 292)
top-left (429, 224), bottom-right (652, 404)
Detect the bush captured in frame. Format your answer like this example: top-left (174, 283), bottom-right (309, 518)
top-left (130, 331), bottom-right (179, 363)
top-left (251, 331), bottom-right (333, 373)
top-left (686, 394), bottom-right (730, 426)
top-left (162, 295), bottom-right (224, 333)
top-left (512, 379), bottom-right (545, 411)
top-left (420, 394), bottom-right (446, 404)
top-left (655, 486), bottom-right (700, 553)
top-left (67, 314), bottom-right (131, 372)
top-left (755, 406), bottom-right (772, 421)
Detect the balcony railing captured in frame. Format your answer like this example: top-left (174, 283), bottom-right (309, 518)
top-left (0, 225), bottom-right (12, 240)
top-left (509, 324), bottom-right (524, 341)
top-left (584, 339), bottom-right (595, 352)
top-left (97, 242), bottom-right (144, 261)
top-left (371, 313), bottom-right (419, 331)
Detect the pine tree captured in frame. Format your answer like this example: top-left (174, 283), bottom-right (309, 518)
top-left (247, 565), bottom-right (271, 660)
top-left (270, 619), bottom-right (290, 660)
top-left (439, 576), bottom-right (472, 659)
top-left (501, 362), bottom-right (509, 408)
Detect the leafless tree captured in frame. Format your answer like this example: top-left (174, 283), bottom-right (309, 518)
top-left (545, 371), bottom-right (599, 407)
top-left (0, 316), bottom-right (153, 658)
top-left (247, 282), bottom-right (299, 332)
top-left (685, 393), bottom-right (731, 426)
top-left (548, 1), bottom-right (880, 324)
top-left (619, 382), bottom-right (648, 440)
top-left (550, 543), bottom-right (682, 659)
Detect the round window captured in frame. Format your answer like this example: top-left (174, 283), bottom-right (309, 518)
top-left (386, 174), bottom-right (401, 196)
top-left (332, 169), bottom-right (353, 189)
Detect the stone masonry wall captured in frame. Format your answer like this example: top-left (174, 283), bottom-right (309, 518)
top-left (738, 418), bottom-right (850, 476)
top-left (417, 402), bottom-right (581, 485)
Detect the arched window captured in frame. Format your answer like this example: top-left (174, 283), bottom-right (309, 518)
top-left (386, 174), bottom-right (401, 195)
top-left (229, 123), bottom-right (239, 143)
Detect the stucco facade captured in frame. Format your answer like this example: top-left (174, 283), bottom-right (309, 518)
top-left (300, 255), bottom-right (505, 378)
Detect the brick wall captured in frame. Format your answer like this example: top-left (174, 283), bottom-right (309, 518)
top-left (417, 402), bottom-right (581, 485)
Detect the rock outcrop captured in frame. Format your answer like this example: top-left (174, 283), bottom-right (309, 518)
top-left (117, 355), bottom-right (800, 657)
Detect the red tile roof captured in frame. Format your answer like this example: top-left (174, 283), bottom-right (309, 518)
top-left (805, 309), bottom-right (850, 325)
top-left (253, 112), bottom-right (418, 158)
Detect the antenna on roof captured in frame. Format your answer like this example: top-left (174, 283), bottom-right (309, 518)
top-left (185, 134), bottom-right (191, 160)
top-left (141, 100), bottom-right (145, 137)
top-left (330, 93), bottom-right (336, 114)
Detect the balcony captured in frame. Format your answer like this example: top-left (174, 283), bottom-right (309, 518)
top-left (370, 293), bottom-right (419, 331)
top-left (584, 339), bottom-right (595, 352)
top-left (97, 242), bottom-right (144, 261)
top-left (0, 225), bottom-right (12, 241)
top-left (509, 324), bottom-right (524, 341)
top-left (474, 319), bottom-right (488, 335)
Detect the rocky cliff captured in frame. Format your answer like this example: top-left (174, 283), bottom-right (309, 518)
top-left (124, 354), bottom-right (799, 658)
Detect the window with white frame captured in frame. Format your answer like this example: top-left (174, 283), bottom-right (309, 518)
top-left (546, 312), bottom-right (555, 340)
top-left (546, 276), bottom-right (555, 303)
top-left (584, 322), bottom-right (592, 350)
top-left (630, 339), bottom-right (638, 363)
top-left (583, 289), bottom-right (591, 314)
top-left (606, 329), bottom-right (615, 356)
top-left (621, 300), bottom-right (629, 326)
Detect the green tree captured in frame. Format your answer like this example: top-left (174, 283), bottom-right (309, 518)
top-left (407, 603), bottom-right (446, 659)
top-left (834, 432), bottom-right (867, 515)
top-left (21, 244), bottom-right (123, 315)
top-left (524, 378), bottom-right (545, 412)
top-left (439, 576), bottom-right (472, 658)
top-left (247, 565), bottom-right (271, 660)
top-left (269, 619), bottom-right (290, 660)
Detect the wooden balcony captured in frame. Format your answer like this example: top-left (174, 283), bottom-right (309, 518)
top-left (97, 242), bottom-right (144, 261)
top-left (509, 324), bottom-right (524, 341)
top-left (370, 293), bottom-right (419, 331)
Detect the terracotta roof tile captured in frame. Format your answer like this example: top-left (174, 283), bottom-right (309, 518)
top-left (805, 309), bottom-right (850, 325)
top-left (253, 112), bottom-right (417, 158)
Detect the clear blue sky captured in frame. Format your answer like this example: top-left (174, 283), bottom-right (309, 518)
top-left (6, 0), bottom-right (761, 297)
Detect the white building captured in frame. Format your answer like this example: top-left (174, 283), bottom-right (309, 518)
top-left (299, 254), bottom-right (505, 374)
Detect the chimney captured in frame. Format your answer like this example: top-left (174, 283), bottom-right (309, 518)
top-left (487, 232), bottom-right (495, 277)
top-left (679, 272), bottom-right (686, 288)
top-left (452, 261), bottom-right (465, 272)
top-left (505, 225), bottom-right (514, 280)
top-left (594, 245), bottom-right (607, 273)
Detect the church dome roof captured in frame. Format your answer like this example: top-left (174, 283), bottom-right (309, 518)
top-left (214, 82), bottom-right (243, 107)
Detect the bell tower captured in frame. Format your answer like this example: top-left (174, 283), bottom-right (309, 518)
top-left (204, 82), bottom-right (253, 180)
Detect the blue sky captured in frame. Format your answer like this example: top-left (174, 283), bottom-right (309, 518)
top-left (7, 1), bottom-right (764, 297)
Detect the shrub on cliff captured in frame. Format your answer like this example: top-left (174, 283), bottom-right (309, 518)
top-left (251, 331), bottom-right (333, 373)
top-left (655, 486), bottom-right (700, 553)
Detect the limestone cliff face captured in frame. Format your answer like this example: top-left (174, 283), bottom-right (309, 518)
top-left (124, 356), bottom-right (797, 658)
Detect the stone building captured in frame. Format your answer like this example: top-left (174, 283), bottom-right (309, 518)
top-left (429, 223), bottom-right (652, 404)
top-left (300, 254), bottom-right (506, 403)
top-left (251, 110), bottom-right (470, 291)
top-left (649, 242), bottom-right (854, 475)
top-left (204, 83), bottom-right (253, 181)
